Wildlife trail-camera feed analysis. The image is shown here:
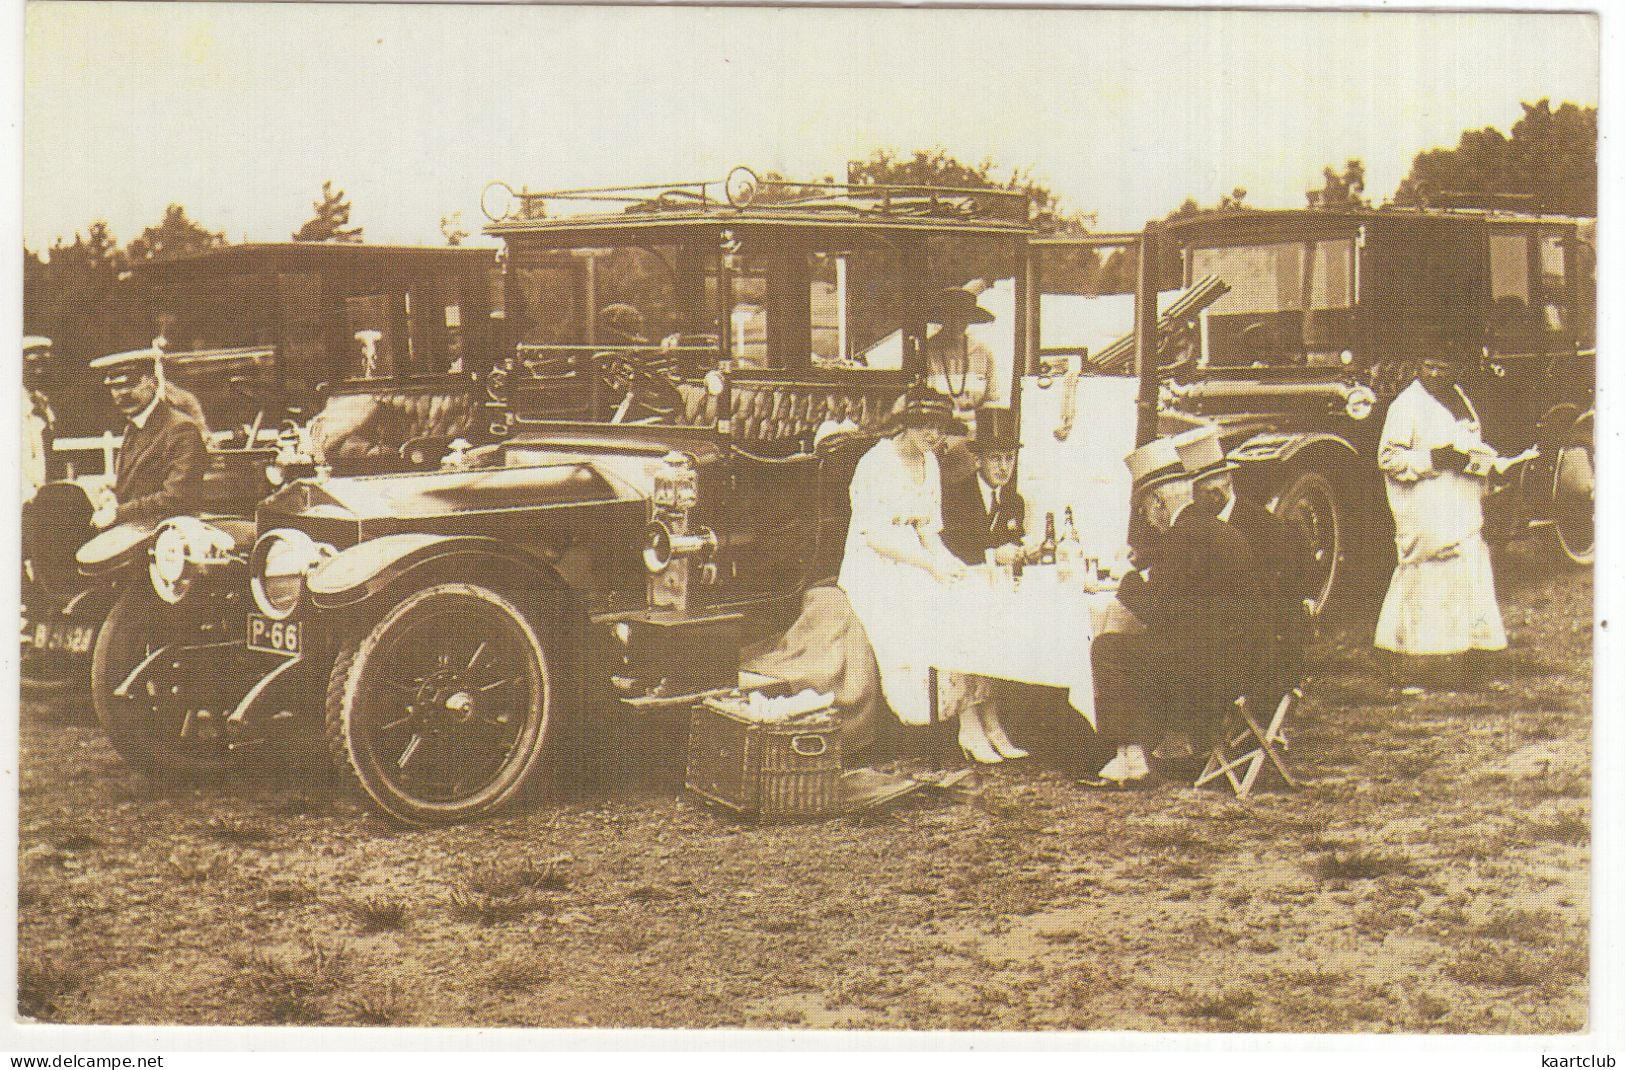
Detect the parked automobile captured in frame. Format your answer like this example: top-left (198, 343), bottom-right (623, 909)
top-left (90, 170), bottom-right (1058, 823)
top-left (1152, 207), bottom-right (1595, 608)
top-left (20, 360), bottom-right (487, 694)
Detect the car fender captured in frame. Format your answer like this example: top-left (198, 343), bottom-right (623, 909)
top-left (306, 533), bottom-right (566, 611)
top-left (1227, 429), bottom-right (1360, 474)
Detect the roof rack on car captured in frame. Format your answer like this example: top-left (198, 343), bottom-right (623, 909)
top-left (481, 166), bottom-right (1031, 226)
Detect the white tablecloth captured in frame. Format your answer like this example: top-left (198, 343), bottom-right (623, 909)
top-left (931, 565), bottom-right (1128, 729)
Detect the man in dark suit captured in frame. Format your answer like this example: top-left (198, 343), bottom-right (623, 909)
top-left (1088, 436), bottom-right (1266, 785)
top-left (88, 348), bottom-right (209, 530)
top-left (1173, 425), bottom-right (1314, 694)
top-left (940, 408), bottom-right (1025, 567)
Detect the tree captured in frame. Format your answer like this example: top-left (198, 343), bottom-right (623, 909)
top-left (846, 147), bottom-right (1089, 235)
top-left (292, 181), bottom-right (363, 242)
top-left (1306, 159), bottom-right (1369, 210)
top-left (1393, 99), bottom-right (1596, 215)
top-left (126, 204), bottom-right (226, 262)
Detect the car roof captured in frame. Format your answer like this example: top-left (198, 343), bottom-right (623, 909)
top-left (1161, 207), bottom-right (1593, 244)
top-left (482, 173), bottom-right (1035, 241)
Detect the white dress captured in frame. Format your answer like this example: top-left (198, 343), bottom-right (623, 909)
top-left (1374, 379), bottom-right (1508, 657)
top-left (838, 437), bottom-right (950, 726)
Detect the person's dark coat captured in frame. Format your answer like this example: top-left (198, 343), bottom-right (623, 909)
top-left (113, 401), bottom-right (209, 527)
top-left (940, 471), bottom-right (1025, 566)
top-left (1212, 493), bottom-right (1315, 692)
top-left (1113, 505), bottom-right (1267, 735)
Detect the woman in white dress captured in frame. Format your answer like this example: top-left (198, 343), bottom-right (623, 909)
top-left (1374, 357), bottom-right (1509, 685)
top-left (839, 387), bottom-right (1016, 760)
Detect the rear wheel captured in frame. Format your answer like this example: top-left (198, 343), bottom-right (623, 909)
top-left (91, 586), bottom-right (233, 783)
top-left (1552, 411), bottom-right (1594, 566)
top-left (325, 582), bottom-right (554, 825)
top-left (1274, 469), bottom-right (1344, 616)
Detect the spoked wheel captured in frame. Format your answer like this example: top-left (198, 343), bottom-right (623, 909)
top-left (1275, 470), bottom-right (1344, 616)
top-left (326, 583), bottom-right (553, 825)
top-left (1552, 411), bottom-right (1594, 566)
top-left (91, 586), bottom-right (234, 783)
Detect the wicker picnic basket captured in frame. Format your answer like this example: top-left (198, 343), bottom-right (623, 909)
top-left (685, 695), bottom-right (842, 820)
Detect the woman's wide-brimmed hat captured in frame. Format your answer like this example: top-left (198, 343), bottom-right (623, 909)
top-left (888, 386), bottom-right (965, 436)
top-left (920, 285), bottom-right (995, 326)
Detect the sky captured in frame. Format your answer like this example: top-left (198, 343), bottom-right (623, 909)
top-left (21, 3), bottom-right (1600, 251)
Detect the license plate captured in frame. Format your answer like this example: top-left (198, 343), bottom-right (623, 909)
top-left (247, 614), bottom-right (302, 656)
top-left (26, 622), bottom-right (95, 655)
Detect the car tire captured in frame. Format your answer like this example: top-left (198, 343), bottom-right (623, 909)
top-left (1273, 468), bottom-right (1345, 616)
top-left (1552, 410), bottom-right (1594, 566)
top-left (91, 585), bottom-right (233, 783)
top-left (325, 582), bottom-right (554, 826)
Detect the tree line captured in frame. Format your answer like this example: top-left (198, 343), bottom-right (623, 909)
top-left (23, 98), bottom-right (1597, 362)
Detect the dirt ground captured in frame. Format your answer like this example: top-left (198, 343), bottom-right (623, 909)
top-left (16, 535), bottom-right (1591, 1033)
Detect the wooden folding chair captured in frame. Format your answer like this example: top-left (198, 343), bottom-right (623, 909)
top-left (1194, 686), bottom-right (1300, 798)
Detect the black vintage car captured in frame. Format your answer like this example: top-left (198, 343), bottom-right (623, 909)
top-left (22, 242), bottom-right (513, 693)
top-left (87, 171), bottom-right (1058, 823)
top-left (1151, 208), bottom-right (1595, 607)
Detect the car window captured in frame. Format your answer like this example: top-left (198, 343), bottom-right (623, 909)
top-left (1539, 231), bottom-right (1570, 334)
top-left (1489, 233), bottom-right (1537, 336)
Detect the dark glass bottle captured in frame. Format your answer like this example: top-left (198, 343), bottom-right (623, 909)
top-left (1039, 512), bottom-right (1058, 565)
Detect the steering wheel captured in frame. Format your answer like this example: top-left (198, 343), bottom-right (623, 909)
top-left (597, 350), bottom-right (684, 423)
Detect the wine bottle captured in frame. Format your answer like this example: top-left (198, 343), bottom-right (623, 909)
top-left (1039, 512), bottom-right (1057, 565)
top-left (1058, 506), bottom-right (1082, 562)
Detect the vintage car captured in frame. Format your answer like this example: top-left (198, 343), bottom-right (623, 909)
top-left (20, 361), bottom-right (488, 694)
top-left (23, 242), bottom-right (508, 692)
top-left (1150, 207), bottom-right (1596, 607)
top-left (88, 170), bottom-right (1067, 823)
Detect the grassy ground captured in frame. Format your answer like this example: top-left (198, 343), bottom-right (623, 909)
top-left (17, 536), bottom-right (1590, 1032)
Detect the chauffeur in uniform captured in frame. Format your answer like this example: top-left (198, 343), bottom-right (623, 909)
top-left (940, 408), bottom-right (1025, 567)
top-left (88, 347), bottom-right (209, 530)
top-left (1087, 437), bottom-right (1266, 786)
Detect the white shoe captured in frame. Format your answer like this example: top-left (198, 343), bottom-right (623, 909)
top-left (981, 712), bottom-right (1029, 760)
top-left (958, 714), bottom-right (1004, 765)
top-left (1096, 749), bottom-right (1137, 783)
top-left (1123, 744), bottom-right (1151, 781)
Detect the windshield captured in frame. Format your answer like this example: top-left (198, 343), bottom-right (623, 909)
top-left (1190, 238), bottom-right (1355, 367)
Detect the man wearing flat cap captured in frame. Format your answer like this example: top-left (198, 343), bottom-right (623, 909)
top-left (1087, 436), bottom-right (1265, 786)
top-left (87, 347), bottom-right (209, 529)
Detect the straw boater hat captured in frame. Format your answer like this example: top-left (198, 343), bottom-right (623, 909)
top-left (921, 285), bottom-right (995, 326)
top-left (888, 385), bottom-right (965, 436)
top-left (967, 408), bottom-right (1021, 453)
top-left (1171, 424), bottom-right (1239, 480)
top-left (88, 346), bottom-right (162, 387)
top-left (1124, 437), bottom-right (1189, 498)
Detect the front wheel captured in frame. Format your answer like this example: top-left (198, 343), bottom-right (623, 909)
top-left (325, 582), bottom-right (554, 825)
top-left (1274, 469), bottom-right (1344, 616)
top-left (91, 586), bottom-right (233, 783)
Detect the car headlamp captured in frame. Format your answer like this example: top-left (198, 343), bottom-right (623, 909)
top-left (1345, 384), bottom-right (1376, 421)
top-left (250, 528), bottom-right (336, 620)
top-left (148, 517), bottom-right (237, 605)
